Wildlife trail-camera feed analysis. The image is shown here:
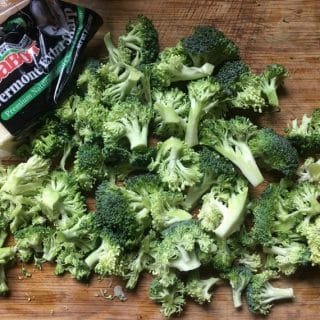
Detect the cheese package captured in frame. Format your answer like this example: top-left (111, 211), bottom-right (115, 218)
top-left (0, 0), bottom-right (102, 152)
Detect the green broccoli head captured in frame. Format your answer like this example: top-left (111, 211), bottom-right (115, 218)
top-left (152, 87), bottom-right (190, 139)
top-left (118, 15), bottom-right (159, 67)
top-left (152, 42), bottom-right (214, 87)
top-left (182, 25), bottom-right (239, 67)
top-left (148, 137), bottom-right (203, 191)
top-left (249, 128), bottom-right (299, 177)
top-left (286, 109), bottom-right (320, 155)
top-left (260, 64), bottom-right (288, 108)
top-left (200, 116), bottom-right (263, 186)
top-left (263, 242), bottom-right (310, 275)
top-left (185, 77), bottom-right (226, 147)
top-left (245, 270), bottom-right (294, 315)
top-left (226, 266), bottom-right (252, 308)
top-left (73, 142), bottom-right (105, 191)
top-left (211, 238), bottom-right (237, 272)
top-left (103, 97), bottom-right (153, 151)
top-left (149, 275), bottom-right (186, 318)
top-left (198, 175), bottom-right (248, 239)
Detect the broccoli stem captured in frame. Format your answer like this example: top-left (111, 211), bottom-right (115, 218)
top-left (232, 288), bottom-right (243, 308)
top-left (0, 266), bottom-right (8, 296)
top-left (85, 244), bottom-right (104, 269)
top-left (185, 102), bottom-right (202, 147)
top-left (156, 106), bottom-right (181, 124)
top-left (169, 248), bottom-right (201, 271)
top-left (0, 231), bottom-right (8, 248)
top-left (215, 141), bottom-right (264, 187)
top-left (261, 283), bottom-right (294, 303)
top-left (171, 63), bottom-right (214, 82)
top-left (262, 78), bottom-right (278, 108)
top-left (183, 173), bottom-right (215, 210)
top-left (122, 119), bottom-right (148, 151)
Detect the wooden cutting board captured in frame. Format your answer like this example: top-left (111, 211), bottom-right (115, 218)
top-left (1, 0), bottom-right (320, 319)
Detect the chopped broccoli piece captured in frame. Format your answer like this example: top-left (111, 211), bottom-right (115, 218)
top-left (200, 116), bottom-right (263, 186)
top-left (297, 157), bottom-right (320, 183)
top-left (182, 25), bottom-right (239, 67)
top-left (149, 137), bottom-right (202, 191)
top-left (260, 64), bottom-right (288, 108)
top-left (249, 128), bottom-right (299, 177)
top-left (245, 270), bottom-right (294, 315)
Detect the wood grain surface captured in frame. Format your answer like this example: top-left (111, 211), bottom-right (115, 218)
top-left (1, 0), bottom-right (320, 319)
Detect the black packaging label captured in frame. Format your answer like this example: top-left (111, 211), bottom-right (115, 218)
top-left (0, 0), bottom-right (102, 135)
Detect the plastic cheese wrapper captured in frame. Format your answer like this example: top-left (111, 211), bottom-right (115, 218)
top-left (0, 0), bottom-right (102, 156)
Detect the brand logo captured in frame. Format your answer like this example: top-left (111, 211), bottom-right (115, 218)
top-left (0, 42), bottom-right (40, 83)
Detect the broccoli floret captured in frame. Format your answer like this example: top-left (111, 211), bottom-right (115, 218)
top-left (297, 157), bottom-right (320, 182)
top-left (84, 233), bottom-right (123, 277)
top-left (55, 244), bottom-right (91, 280)
top-left (182, 25), bottom-right (239, 67)
top-left (73, 142), bottom-right (105, 191)
top-left (302, 217), bottom-right (320, 265)
top-left (124, 231), bottom-right (156, 289)
top-left (183, 147), bottom-right (235, 210)
top-left (95, 181), bottom-right (148, 249)
top-left (238, 253), bottom-right (262, 273)
top-left (211, 238), bottom-right (237, 272)
top-left (118, 15), bottom-right (159, 66)
top-left (286, 108), bottom-right (320, 154)
top-left (149, 275), bottom-right (186, 318)
top-left (102, 64), bottom-right (143, 105)
top-left (103, 32), bottom-right (131, 65)
top-left (214, 60), bottom-right (250, 95)
top-left (152, 42), bottom-right (214, 87)
top-left (226, 266), bottom-right (252, 308)
top-left (14, 225), bottom-right (50, 262)
top-left (152, 87), bottom-right (190, 139)
top-left (260, 64), bottom-right (288, 108)
top-left (42, 228), bottom-right (63, 262)
top-left (38, 171), bottom-right (87, 229)
top-left (200, 116), bottom-right (263, 186)
top-left (263, 242), bottom-right (310, 275)
top-left (231, 73), bottom-right (266, 112)
top-left (0, 247), bottom-right (16, 296)
top-left (184, 78), bottom-right (226, 147)
top-left (245, 270), bottom-right (294, 315)
top-left (59, 214), bottom-right (98, 253)
top-left (151, 221), bottom-right (216, 277)
top-left (198, 176), bottom-right (248, 239)
top-left (185, 272), bottom-right (220, 304)
top-left (1, 155), bottom-right (50, 196)
top-left (31, 117), bottom-right (72, 159)
top-left (103, 97), bottom-right (153, 151)
top-left (149, 137), bottom-right (202, 191)
top-left (248, 128), bottom-right (299, 177)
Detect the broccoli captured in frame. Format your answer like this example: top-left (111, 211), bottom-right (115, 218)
top-left (185, 77), bottom-right (226, 147)
top-left (95, 181), bottom-right (149, 250)
top-left (14, 225), bottom-right (50, 262)
top-left (152, 87), bottom-right (190, 139)
top-left (198, 175), bottom-right (248, 239)
top-left (148, 137), bottom-right (203, 191)
top-left (248, 128), bottom-right (299, 177)
top-left (118, 15), bottom-right (159, 66)
top-left (286, 108), bottom-right (320, 154)
top-left (211, 238), bottom-right (237, 272)
top-left (152, 42), bottom-right (214, 87)
top-left (149, 275), bottom-right (186, 318)
top-left (103, 32), bottom-right (131, 65)
top-left (31, 117), bottom-right (72, 160)
top-left (245, 270), bottom-right (294, 315)
top-left (102, 63), bottom-right (143, 105)
top-left (103, 97), bottom-right (153, 151)
top-left (237, 253), bottom-right (262, 273)
top-left (302, 217), bottom-right (320, 265)
top-left (42, 228), bottom-right (64, 262)
top-left (200, 116), bottom-right (263, 186)
top-left (183, 147), bottom-right (235, 210)
top-left (182, 25), bottom-right (239, 67)
top-left (0, 246), bottom-right (16, 295)
top-left (185, 272), bottom-right (221, 304)
top-left (1, 155), bottom-right (50, 196)
top-left (263, 242), bottom-right (310, 275)
top-left (38, 171), bottom-right (87, 230)
top-left (55, 244), bottom-right (91, 280)
top-left (259, 64), bottom-right (288, 109)
top-left (150, 221), bottom-right (216, 277)
top-left (73, 142), bottom-right (106, 191)
top-left (226, 266), bottom-right (252, 308)
top-left (297, 157), bottom-right (320, 183)
top-left (214, 60), bottom-right (250, 95)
